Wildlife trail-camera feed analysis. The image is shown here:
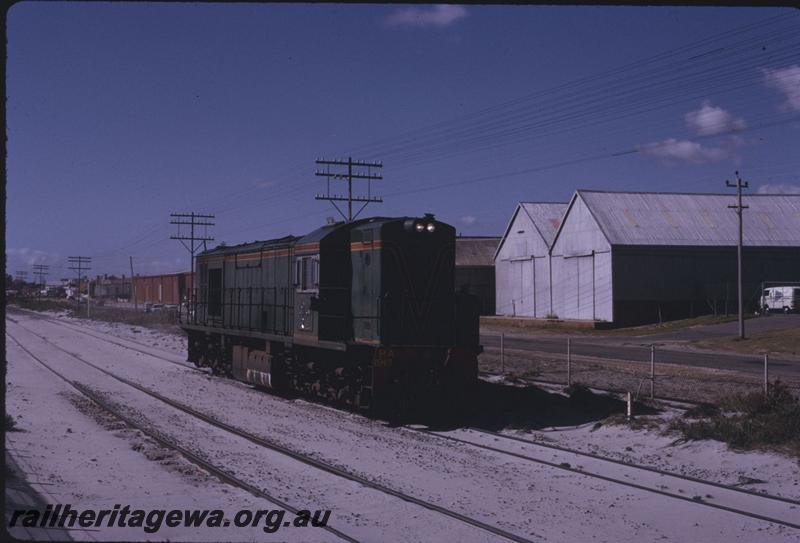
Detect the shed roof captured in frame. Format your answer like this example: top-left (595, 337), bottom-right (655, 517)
top-left (519, 203), bottom-right (569, 247)
top-left (576, 190), bottom-right (800, 247)
top-left (456, 237), bottom-right (500, 267)
top-left (494, 202), bottom-right (568, 261)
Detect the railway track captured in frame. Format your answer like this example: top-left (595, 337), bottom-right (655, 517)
top-left (408, 426), bottom-right (800, 531)
top-left (8, 309), bottom-right (201, 373)
top-left (5, 330), bottom-right (359, 543)
top-left (7, 320), bottom-right (541, 543)
top-left (11, 309), bottom-right (706, 407)
top-left (10, 311), bottom-right (799, 534)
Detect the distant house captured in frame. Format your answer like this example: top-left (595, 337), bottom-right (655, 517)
top-left (455, 236), bottom-right (501, 315)
top-left (494, 202), bottom-right (568, 317)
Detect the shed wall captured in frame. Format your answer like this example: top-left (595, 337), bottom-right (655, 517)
top-left (612, 246), bottom-right (800, 325)
top-left (550, 195), bottom-right (613, 321)
top-left (495, 207), bottom-right (554, 317)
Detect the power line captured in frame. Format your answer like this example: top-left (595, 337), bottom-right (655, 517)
top-left (170, 212), bottom-right (215, 288)
top-left (68, 256), bottom-right (92, 317)
top-left (33, 264), bottom-right (49, 287)
top-left (314, 157), bottom-right (383, 222)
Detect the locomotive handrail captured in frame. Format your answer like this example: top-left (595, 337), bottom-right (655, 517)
top-left (185, 286), bottom-right (292, 335)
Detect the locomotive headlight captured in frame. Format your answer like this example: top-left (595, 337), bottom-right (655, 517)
top-left (426, 223), bottom-right (436, 233)
top-left (415, 222), bottom-right (425, 232)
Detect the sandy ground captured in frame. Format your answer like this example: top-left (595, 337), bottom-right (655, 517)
top-left (5, 310), bottom-right (800, 541)
top-left (5, 337), bottom-right (340, 542)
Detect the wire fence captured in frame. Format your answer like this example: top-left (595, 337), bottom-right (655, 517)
top-left (483, 333), bottom-right (800, 404)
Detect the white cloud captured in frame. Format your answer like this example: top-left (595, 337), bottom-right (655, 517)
top-left (6, 248), bottom-right (58, 266)
top-left (638, 138), bottom-right (727, 163)
top-left (762, 65), bottom-right (800, 111)
top-left (757, 183), bottom-right (800, 195)
top-left (460, 215), bottom-right (477, 225)
top-left (385, 5), bottom-right (468, 28)
top-left (684, 101), bottom-right (746, 136)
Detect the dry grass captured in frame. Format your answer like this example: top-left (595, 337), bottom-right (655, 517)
top-left (68, 304), bottom-right (184, 334)
top-left (481, 313), bottom-right (755, 338)
top-left (9, 299), bottom-right (184, 335)
top-left (670, 381), bottom-right (800, 456)
top-left (10, 297), bottom-right (73, 313)
top-left (691, 326), bottom-right (800, 356)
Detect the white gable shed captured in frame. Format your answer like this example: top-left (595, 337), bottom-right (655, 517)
top-left (494, 202), bottom-right (567, 317)
top-left (550, 190), bottom-right (800, 325)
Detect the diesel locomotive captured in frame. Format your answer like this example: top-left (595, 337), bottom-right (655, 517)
top-left (181, 215), bottom-right (481, 414)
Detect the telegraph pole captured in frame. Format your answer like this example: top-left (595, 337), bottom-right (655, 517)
top-left (170, 212), bottom-right (215, 295)
top-left (68, 256), bottom-right (92, 317)
top-left (15, 270), bottom-right (27, 287)
top-left (130, 256), bottom-right (138, 311)
top-left (315, 157), bottom-right (383, 222)
top-left (33, 264), bottom-right (49, 296)
top-left (726, 171), bottom-right (749, 340)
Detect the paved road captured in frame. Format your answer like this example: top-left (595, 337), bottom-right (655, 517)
top-left (480, 333), bottom-right (800, 379)
top-left (643, 314), bottom-right (800, 341)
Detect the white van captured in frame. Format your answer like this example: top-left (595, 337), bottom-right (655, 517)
top-left (760, 286), bottom-right (799, 314)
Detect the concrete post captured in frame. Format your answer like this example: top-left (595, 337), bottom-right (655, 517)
top-left (650, 344), bottom-right (655, 400)
top-left (567, 338), bottom-right (572, 386)
top-left (500, 333), bottom-right (505, 374)
top-left (627, 392), bottom-right (633, 420)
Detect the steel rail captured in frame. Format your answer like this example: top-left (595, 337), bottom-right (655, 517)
top-left (410, 427), bottom-right (800, 531)
top-left (467, 427), bottom-right (800, 506)
top-left (9, 308), bottom-right (203, 373)
top-left (7, 322), bottom-right (541, 543)
top-left (5, 331), bottom-right (360, 543)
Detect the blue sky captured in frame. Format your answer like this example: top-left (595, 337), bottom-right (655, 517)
top-left (7, 3), bottom-right (800, 279)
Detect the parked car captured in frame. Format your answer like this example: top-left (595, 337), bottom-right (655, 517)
top-left (760, 286), bottom-right (799, 314)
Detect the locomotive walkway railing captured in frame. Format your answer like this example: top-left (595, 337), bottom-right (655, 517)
top-left (179, 287), bottom-right (294, 336)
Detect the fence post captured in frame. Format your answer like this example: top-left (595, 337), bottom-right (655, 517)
top-left (567, 337), bottom-right (571, 386)
top-left (627, 391), bottom-right (633, 420)
top-left (500, 333), bottom-right (505, 374)
top-left (764, 353), bottom-right (769, 396)
top-left (650, 344), bottom-right (655, 400)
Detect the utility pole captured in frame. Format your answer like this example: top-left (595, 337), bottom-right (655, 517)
top-left (15, 270), bottom-right (27, 288)
top-left (315, 157), bottom-right (383, 222)
top-left (130, 256), bottom-right (138, 311)
top-left (726, 171), bottom-right (749, 340)
top-left (68, 256), bottom-right (92, 317)
top-left (170, 212), bottom-right (215, 297)
top-left (33, 264), bottom-right (49, 297)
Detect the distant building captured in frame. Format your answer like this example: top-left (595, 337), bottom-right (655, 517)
top-left (455, 236), bottom-right (501, 315)
top-left (132, 272), bottom-right (193, 306)
top-left (93, 274), bottom-right (132, 299)
top-left (496, 190), bottom-right (800, 325)
top-left (494, 202), bottom-right (568, 318)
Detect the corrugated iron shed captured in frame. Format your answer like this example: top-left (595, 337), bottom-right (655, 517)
top-left (456, 237), bottom-right (500, 267)
top-left (519, 202), bottom-right (568, 247)
top-left (578, 190), bottom-right (800, 247)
